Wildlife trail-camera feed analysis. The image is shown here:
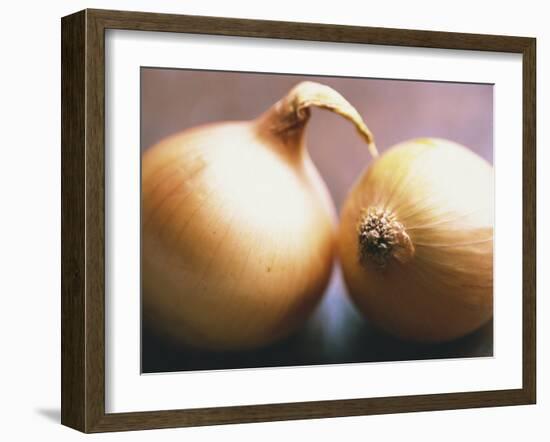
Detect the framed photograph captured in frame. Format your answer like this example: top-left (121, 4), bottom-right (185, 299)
top-left (61, 9), bottom-right (536, 433)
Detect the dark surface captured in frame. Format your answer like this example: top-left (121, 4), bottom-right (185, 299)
top-left (61, 8), bottom-right (536, 433)
top-left (142, 266), bottom-right (493, 373)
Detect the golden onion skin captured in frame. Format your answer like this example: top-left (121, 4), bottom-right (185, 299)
top-left (339, 138), bottom-right (493, 342)
top-left (142, 122), bottom-right (335, 351)
top-left (141, 82), bottom-right (377, 351)
top-left (142, 81), bottom-right (377, 350)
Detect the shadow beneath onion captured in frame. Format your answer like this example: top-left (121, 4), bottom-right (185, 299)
top-left (141, 268), bottom-right (493, 374)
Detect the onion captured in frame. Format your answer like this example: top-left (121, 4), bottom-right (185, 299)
top-left (142, 81), bottom-right (376, 351)
top-left (339, 138), bottom-right (493, 342)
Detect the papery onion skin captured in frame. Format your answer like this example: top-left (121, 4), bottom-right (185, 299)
top-left (142, 82), bottom-right (376, 351)
top-left (339, 138), bottom-right (493, 342)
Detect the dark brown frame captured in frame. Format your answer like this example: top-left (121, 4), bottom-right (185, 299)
top-left (61, 8), bottom-right (536, 433)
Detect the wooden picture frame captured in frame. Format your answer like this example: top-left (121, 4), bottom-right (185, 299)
top-left (61, 8), bottom-right (536, 433)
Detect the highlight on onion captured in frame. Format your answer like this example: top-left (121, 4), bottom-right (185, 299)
top-left (142, 81), bottom-right (377, 351)
top-left (338, 138), bottom-right (493, 342)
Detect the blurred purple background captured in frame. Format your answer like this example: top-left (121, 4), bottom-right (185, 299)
top-left (141, 68), bottom-right (493, 373)
top-left (141, 69), bottom-right (493, 210)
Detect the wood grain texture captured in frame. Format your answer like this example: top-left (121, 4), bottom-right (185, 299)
top-left (88, 8), bottom-right (532, 52)
top-left (89, 389), bottom-right (530, 433)
top-left (84, 10), bottom-right (107, 432)
top-left (522, 38), bottom-right (536, 403)
top-left (61, 10), bottom-right (86, 432)
top-left (60, 8), bottom-right (537, 433)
